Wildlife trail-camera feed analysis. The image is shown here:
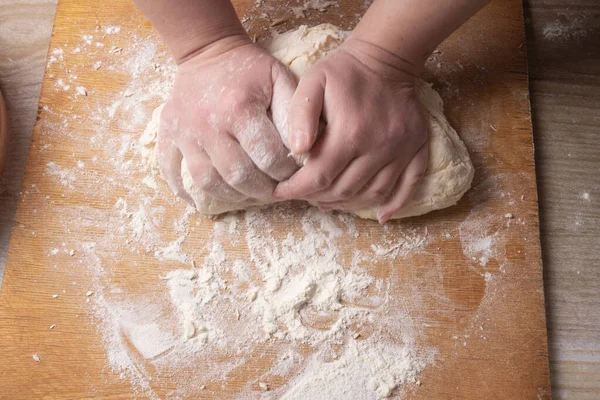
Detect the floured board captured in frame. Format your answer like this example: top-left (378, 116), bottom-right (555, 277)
top-left (0, 0), bottom-right (551, 398)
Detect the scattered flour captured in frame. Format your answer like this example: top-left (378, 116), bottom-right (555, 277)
top-left (461, 233), bottom-right (495, 267)
top-left (292, 0), bottom-right (337, 18)
top-left (36, 15), bottom-right (517, 399)
top-left (581, 191), bottom-right (591, 202)
top-left (45, 161), bottom-right (77, 187)
top-left (39, 27), bottom-right (433, 397)
top-left (281, 335), bottom-right (432, 400)
top-left (541, 13), bottom-right (594, 42)
top-left (303, 0), bottom-right (336, 12)
top-left (103, 25), bottom-right (121, 35)
top-left (371, 227), bottom-right (428, 259)
top-left (136, 207), bottom-right (434, 398)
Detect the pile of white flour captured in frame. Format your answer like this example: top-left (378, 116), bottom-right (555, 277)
top-left (95, 204), bottom-right (435, 399)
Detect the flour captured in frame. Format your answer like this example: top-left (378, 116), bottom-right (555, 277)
top-left (541, 12), bottom-right (594, 42)
top-left (86, 202), bottom-right (434, 398)
top-left (460, 231), bottom-right (495, 267)
top-left (581, 191), bottom-right (591, 202)
top-left (458, 175), bottom-right (516, 276)
top-left (281, 334), bottom-right (432, 400)
top-left (303, 0), bottom-right (336, 12)
top-left (141, 207), bottom-right (434, 398)
top-left (371, 227), bottom-right (429, 259)
top-left (45, 161), bottom-right (76, 187)
top-left (103, 25), bottom-right (121, 35)
top-left (37, 20), bottom-right (464, 399)
top-left (291, 0), bottom-right (336, 18)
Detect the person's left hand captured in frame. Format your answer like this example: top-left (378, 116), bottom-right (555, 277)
top-left (272, 38), bottom-right (429, 223)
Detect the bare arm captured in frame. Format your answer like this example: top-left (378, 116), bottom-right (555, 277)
top-left (133, 0), bottom-right (489, 68)
top-left (132, 0), bottom-right (250, 63)
top-left (352, 0), bottom-right (491, 73)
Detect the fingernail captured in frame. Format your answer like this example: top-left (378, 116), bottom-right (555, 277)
top-left (291, 130), bottom-right (306, 153)
top-left (272, 186), bottom-right (288, 200)
top-left (377, 210), bottom-right (389, 225)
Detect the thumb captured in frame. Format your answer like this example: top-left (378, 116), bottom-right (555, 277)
top-left (287, 70), bottom-right (325, 155)
top-left (270, 63), bottom-right (298, 150)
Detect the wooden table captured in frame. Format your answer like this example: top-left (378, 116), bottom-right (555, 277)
top-left (0, 0), bottom-right (597, 398)
top-left (526, 1), bottom-right (600, 398)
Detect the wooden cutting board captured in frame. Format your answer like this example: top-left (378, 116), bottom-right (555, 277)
top-left (0, 0), bottom-right (551, 398)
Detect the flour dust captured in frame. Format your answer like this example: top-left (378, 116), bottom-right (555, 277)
top-left (34, 5), bottom-right (520, 398)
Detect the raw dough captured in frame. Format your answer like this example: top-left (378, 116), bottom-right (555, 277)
top-left (140, 24), bottom-right (474, 220)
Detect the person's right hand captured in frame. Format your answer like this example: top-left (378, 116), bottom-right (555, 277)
top-left (157, 36), bottom-right (299, 207)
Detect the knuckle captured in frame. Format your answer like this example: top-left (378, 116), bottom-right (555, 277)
top-left (221, 91), bottom-right (255, 116)
top-left (370, 187), bottom-right (390, 202)
top-left (311, 173), bottom-right (332, 190)
top-left (224, 163), bottom-right (251, 187)
top-left (386, 133), bottom-right (407, 151)
top-left (195, 169), bottom-right (218, 191)
top-left (230, 100), bottom-right (250, 117)
top-left (343, 127), bottom-right (369, 154)
top-left (346, 126), bottom-right (363, 142)
top-left (222, 88), bottom-right (246, 105)
top-left (335, 188), bottom-right (355, 200)
top-left (255, 149), bottom-right (280, 172)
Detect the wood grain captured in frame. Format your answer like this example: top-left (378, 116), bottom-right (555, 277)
top-left (0, 0), bottom-right (58, 283)
top-left (0, 90), bottom-right (8, 176)
top-left (524, 1), bottom-right (600, 399)
top-left (9, 0), bottom-right (599, 398)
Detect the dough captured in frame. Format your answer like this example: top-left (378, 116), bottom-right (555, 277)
top-left (140, 24), bottom-right (474, 220)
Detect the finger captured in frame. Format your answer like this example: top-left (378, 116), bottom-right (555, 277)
top-left (204, 133), bottom-right (277, 200)
top-left (377, 143), bottom-right (429, 223)
top-left (303, 156), bottom-right (385, 203)
top-left (287, 70), bottom-right (325, 154)
top-left (231, 114), bottom-right (298, 181)
top-left (270, 62), bottom-right (297, 150)
top-left (156, 134), bottom-right (194, 206)
top-left (319, 159), bottom-right (403, 212)
top-left (179, 141), bottom-right (248, 203)
top-left (190, 189), bottom-right (249, 215)
top-left (272, 127), bottom-right (355, 200)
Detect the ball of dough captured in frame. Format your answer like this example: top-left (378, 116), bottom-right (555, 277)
top-left (140, 24), bottom-right (474, 220)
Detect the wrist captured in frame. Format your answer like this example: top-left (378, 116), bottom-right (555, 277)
top-left (340, 38), bottom-right (422, 81)
top-left (350, 24), bottom-right (431, 73)
top-left (133, 0), bottom-right (252, 65)
top-left (351, 0), bottom-right (490, 69)
top-left (177, 33), bottom-right (253, 65)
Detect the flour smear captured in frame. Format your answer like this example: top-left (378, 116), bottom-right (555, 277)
top-left (36, 7), bottom-right (518, 398)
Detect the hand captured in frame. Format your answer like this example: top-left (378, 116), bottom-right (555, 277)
top-left (157, 37), bottom-right (298, 206)
top-left (273, 38), bottom-right (429, 223)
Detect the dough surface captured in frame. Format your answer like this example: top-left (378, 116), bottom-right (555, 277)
top-left (140, 24), bottom-right (474, 220)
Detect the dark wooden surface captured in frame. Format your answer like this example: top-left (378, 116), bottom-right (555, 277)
top-left (525, 1), bottom-right (600, 398)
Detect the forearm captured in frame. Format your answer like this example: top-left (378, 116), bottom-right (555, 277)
top-left (133, 0), bottom-right (250, 64)
top-left (352, 0), bottom-right (490, 72)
